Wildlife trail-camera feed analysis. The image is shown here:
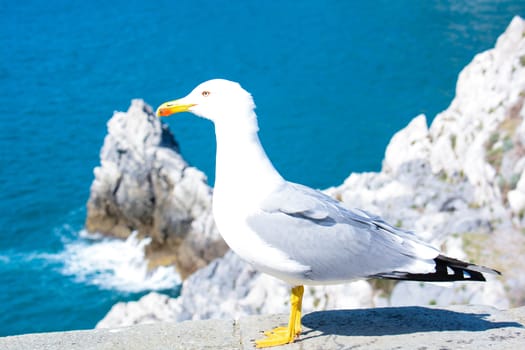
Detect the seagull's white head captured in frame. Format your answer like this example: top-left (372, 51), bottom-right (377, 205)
top-left (156, 79), bottom-right (256, 125)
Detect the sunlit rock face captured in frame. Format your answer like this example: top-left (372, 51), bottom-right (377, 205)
top-left (86, 99), bottom-right (228, 279)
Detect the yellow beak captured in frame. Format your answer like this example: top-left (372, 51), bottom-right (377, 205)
top-left (156, 99), bottom-right (195, 117)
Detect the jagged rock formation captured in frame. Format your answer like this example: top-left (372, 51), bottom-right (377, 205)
top-left (85, 100), bottom-right (228, 278)
top-left (96, 17), bottom-right (525, 329)
top-left (328, 15), bottom-right (525, 305)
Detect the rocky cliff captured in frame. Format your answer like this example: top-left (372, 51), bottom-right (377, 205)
top-left (85, 100), bottom-right (228, 278)
top-left (96, 17), bottom-right (525, 329)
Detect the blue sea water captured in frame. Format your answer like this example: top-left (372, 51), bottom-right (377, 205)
top-left (1, 0), bottom-right (524, 336)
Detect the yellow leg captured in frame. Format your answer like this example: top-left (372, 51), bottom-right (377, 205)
top-left (255, 285), bottom-right (304, 348)
top-left (295, 285), bottom-right (302, 333)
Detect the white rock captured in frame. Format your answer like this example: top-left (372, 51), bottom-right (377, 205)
top-left (383, 114), bottom-right (431, 175)
top-left (508, 173), bottom-right (525, 215)
top-left (86, 99), bottom-right (228, 278)
top-left (390, 277), bottom-right (508, 310)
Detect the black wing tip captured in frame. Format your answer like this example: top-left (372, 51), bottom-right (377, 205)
top-left (436, 254), bottom-right (501, 276)
top-left (372, 255), bottom-right (500, 282)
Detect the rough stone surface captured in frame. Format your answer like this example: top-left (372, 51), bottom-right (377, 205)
top-left (97, 17), bottom-right (525, 330)
top-left (3, 305), bottom-right (524, 350)
top-left (85, 99), bottom-right (228, 278)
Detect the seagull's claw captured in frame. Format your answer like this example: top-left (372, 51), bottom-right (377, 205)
top-left (263, 326), bottom-right (286, 337)
top-left (255, 286), bottom-right (304, 348)
top-left (263, 325), bottom-right (301, 337)
top-left (256, 327), bottom-right (297, 348)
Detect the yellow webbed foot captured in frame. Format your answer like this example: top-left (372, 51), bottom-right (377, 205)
top-left (263, 326), bottom-right (287, 337)
top-left (255, 328), bottom-right (297, 348)
top-left (263, 325), bottom-right (301, 337)
top-left (254, 286), bottom-right (304, 348)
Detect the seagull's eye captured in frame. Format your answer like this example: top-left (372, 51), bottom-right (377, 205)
top-left (202, 91), bottom-right (210, 97)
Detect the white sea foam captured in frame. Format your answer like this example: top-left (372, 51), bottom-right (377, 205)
top-left (58, 230), bottom-right (181, 293)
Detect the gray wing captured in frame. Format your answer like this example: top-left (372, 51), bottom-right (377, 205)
top-left (246, 182), bottom-right (439, 282)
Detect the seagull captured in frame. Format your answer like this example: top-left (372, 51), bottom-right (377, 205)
top-left (156, 79), bottom-right (500, 348)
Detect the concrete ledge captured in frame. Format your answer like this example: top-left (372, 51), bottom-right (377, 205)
top-left (2, 305), bottom-right (524, 350)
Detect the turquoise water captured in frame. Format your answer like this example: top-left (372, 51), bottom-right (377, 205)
top-left (1, 0), bottom-right (524, 336)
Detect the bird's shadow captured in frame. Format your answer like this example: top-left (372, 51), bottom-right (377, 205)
top-left (300, 306), bottom-right (523, 339)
